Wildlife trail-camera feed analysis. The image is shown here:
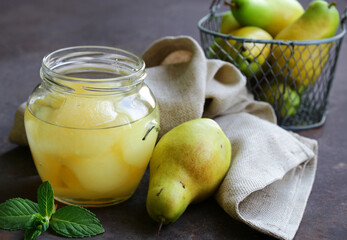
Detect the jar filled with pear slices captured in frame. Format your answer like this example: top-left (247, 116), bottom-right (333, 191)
top-left (25, 46), bottom-right (160, 207)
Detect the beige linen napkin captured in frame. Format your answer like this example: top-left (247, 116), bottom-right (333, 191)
top-left (9, 36), bottom-right (317, 240)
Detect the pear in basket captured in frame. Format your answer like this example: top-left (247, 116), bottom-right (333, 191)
top-left (210, 26), bottom-right (272, 78)
top-left (227, 0), bottom-right (304, 37)
top-left (208, 11), bottom-right (240, 60)
top-left (259, 81), bottom-right (301, 118)
top-left (219, 11), bottom-right (241, 34)
top-left (271, 0), bottom-right (340, 87)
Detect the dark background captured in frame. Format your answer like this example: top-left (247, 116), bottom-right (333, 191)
top-left (1, 0), bottom-right (346, 239)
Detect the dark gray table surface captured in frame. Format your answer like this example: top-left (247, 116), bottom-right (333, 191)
top-left (1, 0), bottom-right (346, 239)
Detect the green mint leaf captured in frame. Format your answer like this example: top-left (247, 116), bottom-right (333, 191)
top-left (0, 198), bottom-right (40, 230)
top-left (37, 181), bottom-right (54, 218)
top-left (24, 227), bottom-right (42, 240)
top-left (51, 206), bottom-right (104, 238)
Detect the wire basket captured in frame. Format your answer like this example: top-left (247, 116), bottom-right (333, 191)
top-left (198, 0), bottom-right (347, 130)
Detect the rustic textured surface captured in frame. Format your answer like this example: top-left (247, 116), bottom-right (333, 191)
top-left (0, 0), bottom-right (346, 239)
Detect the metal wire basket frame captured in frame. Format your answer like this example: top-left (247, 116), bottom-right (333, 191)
top-left (198, 0), bottom-right (347, 130)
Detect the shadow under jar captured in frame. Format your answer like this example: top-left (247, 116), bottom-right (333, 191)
top-left (24, 46), bottom-right (160, 207)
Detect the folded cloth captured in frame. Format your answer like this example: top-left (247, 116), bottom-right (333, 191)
top-left (9, 36), bottom-right (317, 240)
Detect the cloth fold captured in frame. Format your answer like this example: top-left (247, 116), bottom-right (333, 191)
top-left (9, 36), bottom-right (317, 240)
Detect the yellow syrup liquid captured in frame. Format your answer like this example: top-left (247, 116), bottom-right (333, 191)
top-left (24, 90), bottom-right (159, 207)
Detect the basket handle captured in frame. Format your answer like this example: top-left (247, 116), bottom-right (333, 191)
top-left (341, 7), bottom-right (347, 31)
top-left (209, 0), bottom-right (222, 16)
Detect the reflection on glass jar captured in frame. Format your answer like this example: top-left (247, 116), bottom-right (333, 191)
top-left (24, 46), bottom-right (160, 207)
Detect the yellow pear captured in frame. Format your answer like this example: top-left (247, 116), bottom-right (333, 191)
top-left (271, 0), bottom-right (340, 87)
top-left (146, 118), bottom-right (231, 228)
top-left (209, 26), bottom-right (272, 78)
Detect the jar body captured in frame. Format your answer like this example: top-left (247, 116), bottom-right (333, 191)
top-left (24, 47), bottom-right (159, 207)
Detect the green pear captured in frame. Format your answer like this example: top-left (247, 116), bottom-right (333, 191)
top-left (146, 118), bottom-right (231, 227)
top-left (259, 82), bottom-right (300, 118)
top-left (220, 11), bottom-right (241, 34)
top-left (208, 37), bottom-right (228, 60)
top-left (272, 0), bottom-right (340, 87)
top-left (228, 0), bottom-right (304, 37)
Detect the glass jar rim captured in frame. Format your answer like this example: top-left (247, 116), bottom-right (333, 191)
top-left (41, 45), bottom-right (146, 84)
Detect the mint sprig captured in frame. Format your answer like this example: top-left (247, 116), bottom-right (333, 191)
top-left (0, 181), bottom-right (105, 239)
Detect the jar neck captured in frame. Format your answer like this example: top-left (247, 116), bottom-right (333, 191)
top-left (40, 46), bottom-right (146, 96)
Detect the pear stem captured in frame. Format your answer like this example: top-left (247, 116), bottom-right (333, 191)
top-left (328, 1), bottom-right (337, 8)
top-left (157, 220), bottom-right (163, 235)
top-left (224, 1), bottom-right (237, 9)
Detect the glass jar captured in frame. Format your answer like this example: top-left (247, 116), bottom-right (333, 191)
top-left (24, 46), bottom-right (160, 207)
